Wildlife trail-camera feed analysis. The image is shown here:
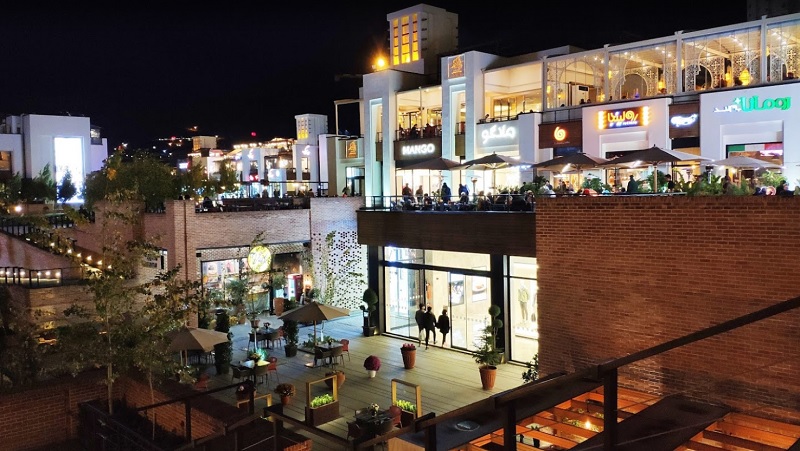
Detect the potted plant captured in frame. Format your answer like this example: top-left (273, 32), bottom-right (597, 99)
top-left (274, 383), bottom-right (296, 405)
top-left (306, 393), bottom-right (339, 426)
top-left (394, 399), bottom-right (417, 426)
top-left (473, 305), bottom-right (504, 390)
top-left (363, 355), bottom-right (381, 378)
top-left (360, 287), bottom-right (379, 337)
top-left (235, 380), bottom-right (255, 401)
top-left (401, 343), bottom-right (416, 369)
top-left (325, 369), bottom-right (346, 389)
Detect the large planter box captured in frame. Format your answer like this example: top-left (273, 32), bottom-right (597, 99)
top-left (305, 400), bottom-right (340, 426)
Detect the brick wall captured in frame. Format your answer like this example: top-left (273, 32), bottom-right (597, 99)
top-left (0, 370), bottom-right (108, 451)
top-left (536, 196), bottom-right (800, 421)
top-left (0, 233), bottom-right (77, 270)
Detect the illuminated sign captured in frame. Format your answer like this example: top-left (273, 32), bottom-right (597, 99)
top-left (302, 145), bottom-right (311, 156)
top-left (597, 106), bottom-right (650, 129)
top-left (448, 55), bottom-right (465, 79)
top-left (670, 114), bottom-right (698, 127)
top-left (346, 141), bottom-right (358, 158)
top-left (714, 96), bottom-right (791, 113)
top-left (480, 124), bottom-right (517, 145)
top-left (401, 143), bottom-right (436, 156)
top-left (554, 126), bottom-right (567, 142)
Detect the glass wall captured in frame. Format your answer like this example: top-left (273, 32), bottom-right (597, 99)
top-left (383, 247), bottom-right (492, 351)
top-left (508, 256), bottom-right (538, 363)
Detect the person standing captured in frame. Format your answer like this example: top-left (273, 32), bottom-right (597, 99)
top-left (626, 175), bottom-right (639, 194)
top-left (441, 182), bottom-right (452, 203)
top-left (424, 306), bottom-right (437, 349)
top-left (437, 308), bottom-right (450, 348)
top-left (415, 185), bottom-right (424, 203)
top-left (414, 303), bottom-right (426, 345)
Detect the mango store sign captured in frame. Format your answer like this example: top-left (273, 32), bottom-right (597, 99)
top-left (401, 143), bottom-right (436, 156)
top-left (597, 106), bottom-right (649, 129)
top-left (714, 95), bottom-right (791, 113)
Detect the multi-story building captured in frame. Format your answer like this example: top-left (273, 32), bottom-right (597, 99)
top-left (0, 114), bottom-right (108, 198)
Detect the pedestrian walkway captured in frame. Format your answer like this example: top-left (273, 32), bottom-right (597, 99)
top-left (197, 310), bottom-right (526, 450)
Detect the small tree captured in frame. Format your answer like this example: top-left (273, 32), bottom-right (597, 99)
top-left (57, 169), bottom-right (78, 205)
top-left (360, 288), bottom-right (379, 333)
top-left (474, 305), bottom-right (504, 368)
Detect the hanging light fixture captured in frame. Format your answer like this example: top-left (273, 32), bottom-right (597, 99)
top-left (740, 68), bottom-right (751, 85)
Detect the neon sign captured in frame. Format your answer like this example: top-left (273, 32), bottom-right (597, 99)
top-left (597, 106), bottom-right (650, 129)
top-left (480, 124), bottom-right (517, 145)
top-left (714, 96), bottom-right (791, 113)
top-left (670, 114), bottom-right (698, 127)
top-left (401, 143), bottom-right (436, 156)
top-left (448, 55), bottom-right (465, 78)
top-left (553, 126), bottom-right (567, 142)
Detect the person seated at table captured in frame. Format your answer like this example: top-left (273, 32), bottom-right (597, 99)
top-left (459, 191), bottom-right (469, 204)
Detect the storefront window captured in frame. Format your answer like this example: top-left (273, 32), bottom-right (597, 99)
top-left (508, 256), bottom-right (538, 363)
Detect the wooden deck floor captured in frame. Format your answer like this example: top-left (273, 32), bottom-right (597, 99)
top-left (199, 311), bottom-right (526, 450)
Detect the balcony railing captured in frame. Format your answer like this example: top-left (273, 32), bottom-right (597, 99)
top-left (362, 195), bottom-right (535, 212)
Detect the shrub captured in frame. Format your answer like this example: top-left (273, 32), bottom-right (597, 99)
top-left (363, 355), bottom-right (381, 371)
top-left (310, 393), bottom-right (334, 408)
top-left (274, 383), bottom-right (296, 397)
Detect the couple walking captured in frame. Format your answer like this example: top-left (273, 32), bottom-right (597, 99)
top-left (415, 303), bottom-right (450, 349)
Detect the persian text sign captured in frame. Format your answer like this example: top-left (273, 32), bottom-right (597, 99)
top-left (714, 95), bottom-right (792, 113)
top-left (597, 106), bottom-right (650, 129)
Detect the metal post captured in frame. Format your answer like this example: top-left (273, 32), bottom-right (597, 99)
top-left (603, 368), bottom-right (618, 451)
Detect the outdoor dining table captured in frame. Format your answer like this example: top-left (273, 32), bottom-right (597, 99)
top-left (355, 408), bottom-right (394, 433)
top-left (250, 327), bottom-right (278, 350)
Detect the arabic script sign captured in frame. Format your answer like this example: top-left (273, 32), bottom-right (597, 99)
top-left (597, 106), bottom-right (649, 129)
top-left (670, 114), bottom-right (698, 127)
top-left (714, 96), bottom-right (791, 113)
top-left (480, 124), bottom-right (517, 145)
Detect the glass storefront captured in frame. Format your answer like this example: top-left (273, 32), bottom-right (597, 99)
top-left (382, 248), bottom-right (538, 361)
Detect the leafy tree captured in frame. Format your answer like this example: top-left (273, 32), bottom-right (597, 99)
top-left (0, 172), bottom-right (22, 213)
top-left (58, 191), bottom-right (205, 413)
top-left (175, 162), bottom-right (207, 200)
top-left (57, 169), bottom-right (78, 205)
top-left (21, 164), bottom-right (57, 202)
top-left (83, 150), bottom-right (177, 210)
top-left (216, 161), bottom-right (240, 195)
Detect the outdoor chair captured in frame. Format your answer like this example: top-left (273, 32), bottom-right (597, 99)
top-left (330, 346), bottom-right (345, 367)
top-left (314, 347), bottom-right (333, 367)
top-left (232, 366), bottom-right (253, 383)
top-left (266, 356), bottom-right (279, 385)
top-left (387, 405), bottom-right (402, 428)
top-left (267, 330), bottom-right (282, 349)
top-left (347, 420), bottom-right (365, 441)
top-left (340, 339), bottom-right (351, 361)
top-left (253, 363), bottom-right (269, 386)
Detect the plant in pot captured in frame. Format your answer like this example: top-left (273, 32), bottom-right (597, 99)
top-left (325, 369), bottom-right (346, 389)
top-left (473, 305), bottom-right (504, 390)
top-left (282, 297), bottom-right (300, 357)
top-left (400, 343), bottom-right (416, 369)
top-left (274, 383), bottom-right (296, 405)
top-left (363, 355), bottom-right (381, 378)
top-left (226, 277), bottom-right (249, 324)
top-left (360, 287), bottom-right (379, 337)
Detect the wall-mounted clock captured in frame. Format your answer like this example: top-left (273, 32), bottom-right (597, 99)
top-left (247, 245), bottom-right (272, 273)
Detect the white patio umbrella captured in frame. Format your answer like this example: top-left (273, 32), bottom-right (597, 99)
top-left (166, 326), bottom-right (230, 365)
top-left (278, 300), bottom-right (350, 348)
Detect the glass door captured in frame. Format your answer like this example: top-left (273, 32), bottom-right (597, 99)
top-left (384, 266), bottom-right (424, 338)
top-left (448, 271), bottom-right (491, 352)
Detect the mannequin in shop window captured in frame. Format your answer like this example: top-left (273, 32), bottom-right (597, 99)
top-left (518, 285), bottom-right (530, 327)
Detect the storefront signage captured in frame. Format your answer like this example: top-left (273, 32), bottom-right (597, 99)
top-left (539, 121), bottom-right (582, 148)
top-left (480, 123), bottom-right (517, 145)
top-left (448, 54), bottom-right (465, 79)
top-left (401, 143), bottom-right (435, 156)
top-left (714, 95), bottom-right (792, 113)
top-left (597, 106), bottom-right (649, 129)
top-left (394, 137), bottom-right (442, 161)
top-left (346, 141), bottom-right (358, 158)
top-left (670, 114), bottom-right (698, 127)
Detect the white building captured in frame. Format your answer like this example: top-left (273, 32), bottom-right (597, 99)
top-left (0, 114), bottom-right (108, 200)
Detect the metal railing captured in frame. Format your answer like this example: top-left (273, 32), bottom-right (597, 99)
top-left (362, 195), bottom-right (535, 212)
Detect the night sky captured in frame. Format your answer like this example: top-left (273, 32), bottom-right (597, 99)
top-left (0, 2), bottom-right (748, 150)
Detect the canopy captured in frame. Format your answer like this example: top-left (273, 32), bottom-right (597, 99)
top-left (534, 153), bottom-right (609, 172)
top-left (278, 301), bottom-right (350, 348)
top-left (712, 155), bottom-right (782, 170)
top-left (398, 157), bottom-right (463, 171)
top-left (166, 326), bottom-right (229, 365)
top-left (601, 146), bottom-right (711, 192)
top-left (456, 153), bottom-right (535, 192)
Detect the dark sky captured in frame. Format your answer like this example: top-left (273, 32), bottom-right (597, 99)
top-left (0, 2), bottom-right (748, 149)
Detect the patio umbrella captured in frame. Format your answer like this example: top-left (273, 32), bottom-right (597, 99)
top-left (712, 155), bottom-right (782, 170)
top-left (278, 300), bottom-right (350, 348)
top-left (456, 153), bottom-right (536, 191)
top-left (600, 146), bottom-right (711, 192)
top-left (534, 153), bottom-right (609, 188)
top-left (166, 326), bottom-right (230, 365)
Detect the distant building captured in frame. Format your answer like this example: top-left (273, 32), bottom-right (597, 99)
top-left (0, 114), bottom-right (108, 200)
